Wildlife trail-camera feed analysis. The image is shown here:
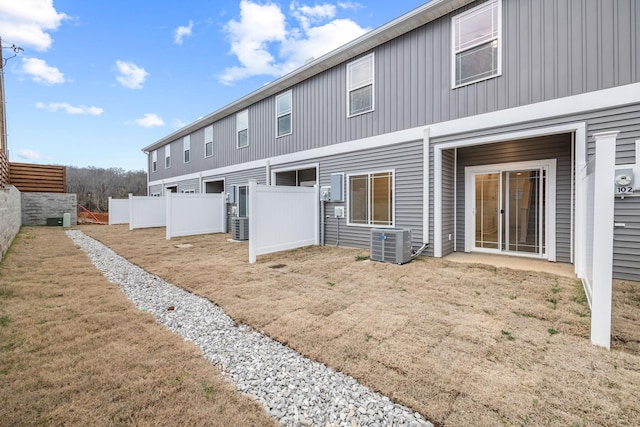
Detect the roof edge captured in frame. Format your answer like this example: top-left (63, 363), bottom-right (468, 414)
top-left (142, 0), bottom-right (472, 153)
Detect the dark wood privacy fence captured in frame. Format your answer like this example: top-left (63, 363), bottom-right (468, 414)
top-left (9, 162), bottom-right (67, 193)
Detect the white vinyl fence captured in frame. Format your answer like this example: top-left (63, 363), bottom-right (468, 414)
top-left (584, 131), bottom-right (618, 349)
top-left (248, 180), bottom-right (319, 263)
top-left (129, 195), bottom-right (166, 230)
top-left (166, 192), bottom-right (226, 239)
top-left (108, 197), bottom-right (130, 225)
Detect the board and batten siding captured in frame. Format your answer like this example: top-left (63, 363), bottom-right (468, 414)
top-left (148, 0), bottom-right (639, 184)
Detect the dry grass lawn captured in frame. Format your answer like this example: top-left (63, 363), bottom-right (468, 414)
top-left (0, 227), bottom-right (277, 427)
top-left (79, 225), bottom-right (640, 427)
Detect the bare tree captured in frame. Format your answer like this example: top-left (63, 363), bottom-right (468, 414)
top-left (67, 166), bottom-right (146, 212)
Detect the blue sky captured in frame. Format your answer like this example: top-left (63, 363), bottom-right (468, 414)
top-left (1, 0), bottom-right (428, 171)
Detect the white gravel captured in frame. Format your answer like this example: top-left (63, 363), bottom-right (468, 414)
top-left (66, 229), bottom-right (433, 427)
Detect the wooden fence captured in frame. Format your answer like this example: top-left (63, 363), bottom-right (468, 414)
top-left (9, 162), bottom-right (66, 193)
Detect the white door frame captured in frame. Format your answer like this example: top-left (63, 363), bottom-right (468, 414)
top-left (464, 159), bottom-right (557, 261)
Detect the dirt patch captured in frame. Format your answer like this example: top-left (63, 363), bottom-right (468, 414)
top-left (78, 211), bottom-right (109, 224)
top-left (79, 225), bottom-right (640, 426)
top-left (0, 227), bottom-right (277, 426)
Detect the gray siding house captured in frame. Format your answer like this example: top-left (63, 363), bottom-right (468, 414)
top-left (143, 0), bottom-right (640, 283)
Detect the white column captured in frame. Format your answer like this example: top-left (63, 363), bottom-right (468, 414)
top-left (433, 146), bottom-right (442, 257)
top-left (423, 128), bottom-right (431, 245)
top-left (165, 189), bottom-right (172, 240)
top-left (108, 197), bottom-right (113, 225)
top-left (248, 179), bottom-right (257, 263)
top-left (590, 131), bottom-right (618, 349)
top-left (128, 193), bottom-right (134, 231)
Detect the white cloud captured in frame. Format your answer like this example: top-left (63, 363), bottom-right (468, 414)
top-left (174, 20), bottom-right (194, 45)
top-left (281, 18), bottom-right (367, 66)
top-left (134, 113), bottom-right (164, 128)
top-left (17, 149), bottom-right (42, 160)
top-left (219, 0), bottom-right (288, 85)
top-left (36, 102), bottom-right (103, 115)
top-left (219, 0), bottom-right (368, 85)
top-left (0, 0), bottom-right (68, 51)
top-left (172, 119), bottom-right (188, 129)
top-left (21, 57), bottom-right (65, 84)
top-left (115, 60), bottom-right (148, 89)
top-left (337, 1), bottom-right (363, 11)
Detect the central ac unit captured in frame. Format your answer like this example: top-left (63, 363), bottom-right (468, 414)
top-left (232, 217), bottom-right (249, 241)
top-left (370, 228), bottom-right (412, 264)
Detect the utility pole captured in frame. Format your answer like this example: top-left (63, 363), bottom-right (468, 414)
top-left (0, 38), bottom-right (24, 154)
top-left (0, 37), bottom-right (23, 187)
top-left (0, 36), bottom-right (7, 156)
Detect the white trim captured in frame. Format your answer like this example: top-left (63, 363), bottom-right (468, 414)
top-left (590, 131), bottom-right (618, 350)
top-left (434, 148), bottom-right (442, 257)
top-left (164, 145), bottom-right (171, 169)
top-left (152, 150), bottom-right (157, 173)
top-left (275, 90), bottom-right (293, 138)
top-left (204, 125), bottom-right (214, 158)
top-left (201, 177), bottom-right (225, 194)
top-left (237, 109), bottom-right (249, 149)
top-left (423, 129), bottom-right (430, 245)
top-left (430, 83), bottom-right (640, 138)
top-left (464, 159), bottom-right (557, 261)
top-left (148, 127), bottom-right (424, 187)
top-left (148, 82), bottom-right (640, 188)
top-left (346, 169), bottom-right (395, 227)
top-left (183, 135), bottom-right (191, 164)
top-left (434, 122), bottom-right (584, 269)
top-left (347, 53), bottom-right (375, 118)
top-left (270, 162), bottom-right (319, 186)
top-left (451, 0), bottom-right (502, 88)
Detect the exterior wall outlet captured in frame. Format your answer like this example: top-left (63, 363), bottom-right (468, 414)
top-left (334, 206), bottom-right (345, 218)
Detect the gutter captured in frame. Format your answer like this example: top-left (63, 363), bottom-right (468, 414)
top-left (141, 0), bottom-right (473, 154)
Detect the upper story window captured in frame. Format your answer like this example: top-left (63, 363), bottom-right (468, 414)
top-left (347, 53), bottom-right (374, 117)
top-left (452, 0), bottom-right (501, 87)
top-left (183, 135), bottom-right (190, 163)
top-left (204, 125), bottom-right (213, 157)
top-left (152, 150), bottom-right (157, 172)
top-left (276, 91), bottom-right (292, 137)
top-left (164, 145), bottom-right (171, 168)
top-left (348, 170), bottom-right (394, 227)
top-left (237, 110), bottom-right (248, 148)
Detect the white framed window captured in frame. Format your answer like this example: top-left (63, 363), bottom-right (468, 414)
top-left (164, 145), bottom-right (171, 169)
top-left (347, 53), bottom-right (374, 117)
top-left (152, 150), bottom-right (157, 172)
top-left (237, 110), bottom-right (248, 148)
top-left (238, 185), bottom-right (248, 217)
top-left (204, 125), bottom-right (213, 157)
top-left (452, 0), bottom-right (501, 88)
top-left (276, 91), bottom-right (292, 137)
top-left (347, 170), bottom-right (394, 226)
top-left (183, 135), bottom-right (190, 163)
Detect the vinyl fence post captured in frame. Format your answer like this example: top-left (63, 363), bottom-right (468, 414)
top-left (590, 131), bottom-right (618, 350)
top-left (248, 179), bottom-right (257, 263)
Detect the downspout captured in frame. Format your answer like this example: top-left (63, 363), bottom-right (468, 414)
top-left (266, 160), bottom-right (271, 185)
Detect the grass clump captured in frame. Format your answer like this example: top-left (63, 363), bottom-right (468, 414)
top-left (0, 314), bottom-right (11, 327)
top-left (501, 330), bottom-right (515, 341)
